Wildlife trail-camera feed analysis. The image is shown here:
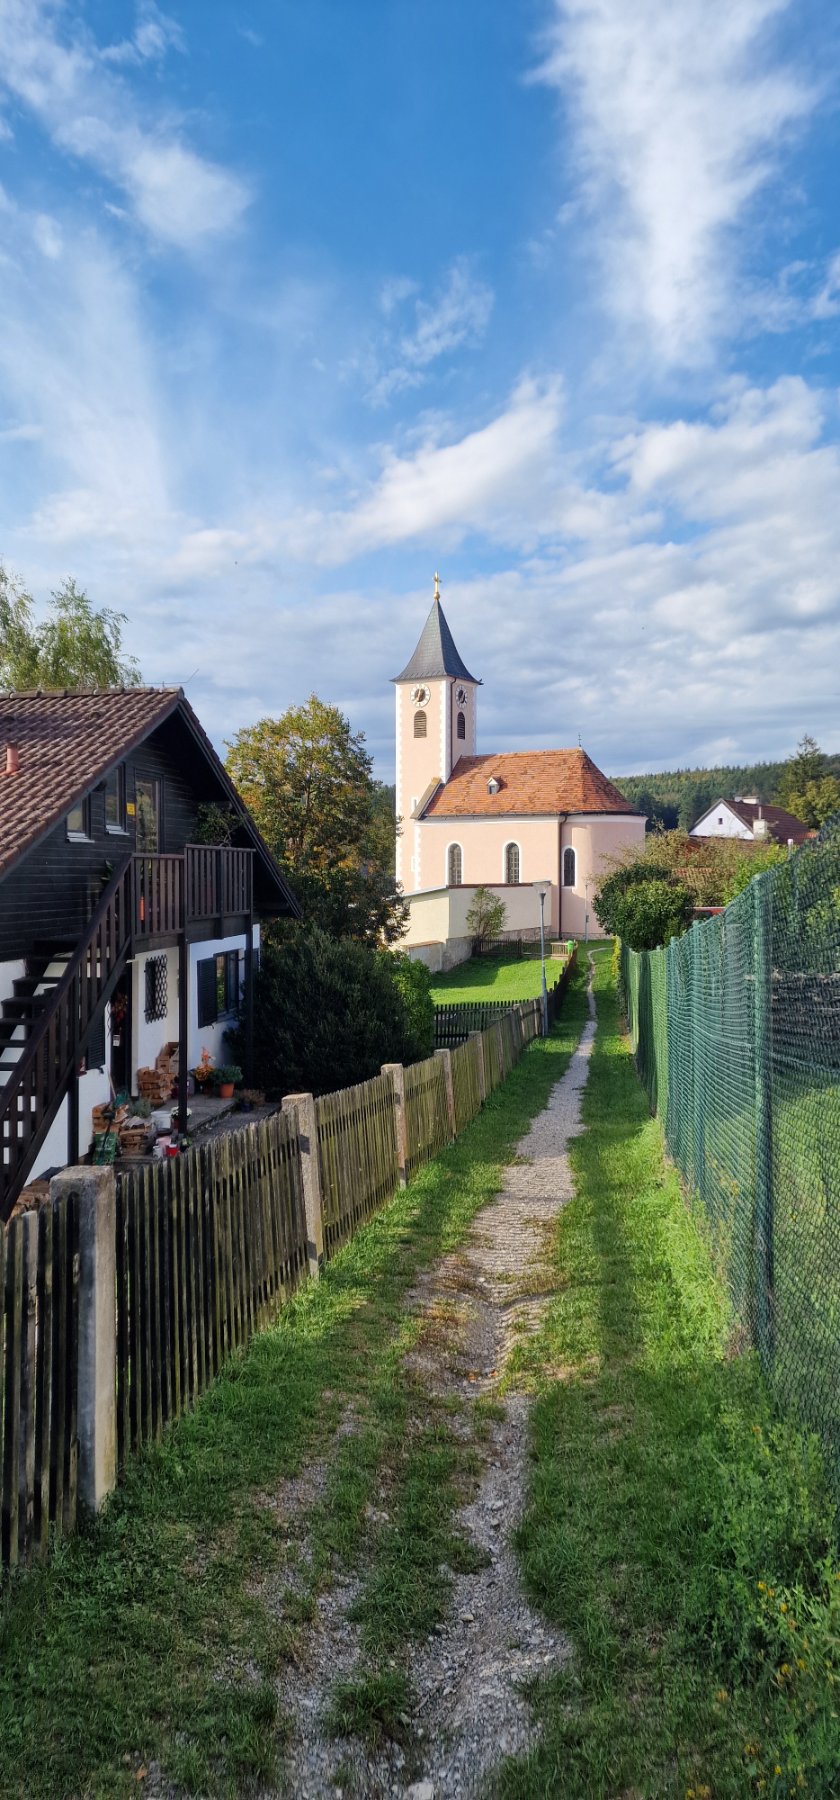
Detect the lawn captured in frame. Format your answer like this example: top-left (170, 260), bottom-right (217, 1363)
top-left (500, 944), bottom-right (840, 1798)
top-left (0, 969), bottom-right (591, 1799)
top-left (430, 948), bottom-right (577, 1005)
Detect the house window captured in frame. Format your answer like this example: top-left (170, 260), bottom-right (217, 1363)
top-left (457, 711), bottom-right (466, 740)
top-left (505, 843), bottom-right (520, 884)
top-left (105, 765), bottom-right (126, 832)
top-left (448, 844), bottom-right (463, 887)
top-left (414, 710), bottom-right (427, 739)
top-left (67, 797), bottom-right (91, 840)
top-left (197, 950), bottom-right (241, 1027)
top-left (144, 954), bottom-right (168, 1024)
top-left (563, 846), bottom-right (576, 888)
top-left (135, 775), bottom-right (161, 851)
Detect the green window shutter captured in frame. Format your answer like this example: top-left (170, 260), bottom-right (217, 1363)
top-left (197, 957), bottom-right (217, 1028)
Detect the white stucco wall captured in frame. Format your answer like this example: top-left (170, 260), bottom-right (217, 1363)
top-left (188, 927), bottom-right (259, 1070)
top-left (0, 959), bottom-right (26, 1005)
top-left (132, 946), bottom-right (180, 1082)
top-left (690, 801), bottom-right (752, 840)
top-left (29, 1043), bottom-right (112, 1181)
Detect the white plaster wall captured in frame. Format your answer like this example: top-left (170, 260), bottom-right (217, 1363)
top-left (188, 926), bottom-right (259, 1070)
top-left (30, 1060), bottom-right (113, 1181)
top-left (132, 946), bottom-right (180, 1083)
top-left (690, 803), bottom-right (752, 840)
top-left (0, 959), bottom-right (26, 1005)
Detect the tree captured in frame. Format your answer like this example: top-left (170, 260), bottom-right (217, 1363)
top-left (777, 776), bottom-right (840, 831)
top-left (226, 696), bottom-right (407, 945)
top-left (777, 734), bottom-right (825, 803)
top-left (594, 862), bottom-right (693, 950)
top-left (465, 885), bottom-right (507, 947)
top-left (225, 930), bottom-right (433, 1096)
top-left (0, 565), bottom-right (140, 689)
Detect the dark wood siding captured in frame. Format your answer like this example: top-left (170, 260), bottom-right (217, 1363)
top-left (0, 713), bottom-right (246, 963)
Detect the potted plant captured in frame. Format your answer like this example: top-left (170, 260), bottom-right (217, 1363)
top-left (213, 1063), bottom-right (242, 1100)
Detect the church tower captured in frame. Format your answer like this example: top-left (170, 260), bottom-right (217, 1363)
top-left (393, 574), bottom-right (481, 891)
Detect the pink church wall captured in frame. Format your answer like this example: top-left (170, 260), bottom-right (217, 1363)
top-left (417, 817), bottom-right (562, 932)
top-left (559, 815), bottom-right (647, 937)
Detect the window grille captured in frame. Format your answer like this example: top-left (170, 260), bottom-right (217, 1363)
top-left (563, 846), bottom-right (576, 888)
top-left (505, 843), bottom-right (520, 884)
top-left (145, 954), bottom-right (168, 1023)
top-left (448, 844), bottom-right (463, 886)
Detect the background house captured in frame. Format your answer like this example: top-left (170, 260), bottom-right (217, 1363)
top-left (690, 796), bottom-right (810, 845)
top-left (0, 688), bottom-right (298, 1215)
top-left (394, 581), bottom-right (645, 967)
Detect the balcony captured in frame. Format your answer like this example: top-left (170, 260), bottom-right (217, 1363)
top-left (132, 845), bottom-right (253, 944)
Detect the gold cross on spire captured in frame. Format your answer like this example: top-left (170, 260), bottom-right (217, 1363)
top-left (433, 570), bottom-right (441, 601)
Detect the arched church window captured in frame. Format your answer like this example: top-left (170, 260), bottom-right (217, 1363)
top-left (563, 846), bottom-right (576, 888)
top-left (448, 844), bottom-right (463, 887)
top-left (457, 711), bottom-right (466, 740)
top-left (414, 709), bottom-right (427, 739)
top-left (505, 843), bottom-right (520, 884)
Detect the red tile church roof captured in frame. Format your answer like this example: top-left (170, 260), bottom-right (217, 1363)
top-left (422, 749), bottom-right (637, 818)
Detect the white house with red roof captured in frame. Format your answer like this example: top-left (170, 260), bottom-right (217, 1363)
top-left (689, 796), bottom-right (810, 846)
top-left (394, 580), bottom-right (645, 967)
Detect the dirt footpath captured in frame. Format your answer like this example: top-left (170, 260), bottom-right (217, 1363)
top-left (275, 970), bottom-right (597, 1799)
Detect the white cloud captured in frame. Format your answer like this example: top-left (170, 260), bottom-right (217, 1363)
top-left (0, 0), bottom-right (249, 248)
top-left (100, 3), bottom-right (184, 67)
top-left (534, 0), bottom-right (814, 361)
top-left (292, 377), bottom-right (564, 559)
top-left (366, 259), bottom-right (494, 405)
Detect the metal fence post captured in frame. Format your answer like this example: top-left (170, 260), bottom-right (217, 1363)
top-left (381, 1063), bottom-right (408, 1188)
top-left (52, 1166), bottom-right (117, 1514)
top-left (470, 1030), bottom-right (486, 1103)
top-left (282, 1093), bottom-right (324, 1279)
top-left (753, 878), bottom-right (775, 1372)
top-left (435, 1048), bottom-right (457, 1140)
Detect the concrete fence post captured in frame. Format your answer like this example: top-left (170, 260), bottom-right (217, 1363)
top-left (381, 1063), bottom-right (408, 1187)
top-left (435, 1047), bottom-right (457, 1140)
top-left (470, 1029), bottom-right (486, 1103)
top-left (51, 1166), bottom-right (117, 1514)
top-left (282, 1093), bottom-right (324, 1279)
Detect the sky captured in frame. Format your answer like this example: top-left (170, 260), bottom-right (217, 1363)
top-left (1, 0), bottom-right (839, 782)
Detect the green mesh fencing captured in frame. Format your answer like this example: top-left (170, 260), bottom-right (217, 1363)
top-left (621, 816), bottom-right (840, 1487)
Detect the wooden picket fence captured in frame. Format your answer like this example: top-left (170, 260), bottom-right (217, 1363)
top-left (315, 1074), bottom-right (399, 1257)
top-left (1, 1191), bottom-right (80, 1568)
top-left (115, 1111), bottom-right (308, 1464)
top-left (0, 958), bottom-right (577, 1572)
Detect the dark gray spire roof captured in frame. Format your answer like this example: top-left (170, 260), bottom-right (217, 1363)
top-left (393, 598), bottom-right (481, 684)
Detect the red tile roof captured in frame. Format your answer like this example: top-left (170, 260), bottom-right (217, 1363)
top-left (422, 750), bottom-right (637, 818)
top-left (0, 688), bottom-right (181, 877)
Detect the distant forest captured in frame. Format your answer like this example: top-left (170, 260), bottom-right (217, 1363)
top-left (613, 752), bottom-right (840, 831)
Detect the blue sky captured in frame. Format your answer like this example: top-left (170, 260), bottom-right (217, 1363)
top-left (1, 0), bottom-right (839, 780)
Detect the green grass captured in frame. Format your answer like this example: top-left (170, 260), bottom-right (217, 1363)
top-left (0, 967), bottom-right (590, 1800)
top-left (430, 950), bottom-right (572, 1004)
top-left (499, 945), bottom-right (840, 1799)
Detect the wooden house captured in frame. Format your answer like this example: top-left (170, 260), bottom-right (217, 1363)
top-left (0, 688), bottom-right (299, 1219)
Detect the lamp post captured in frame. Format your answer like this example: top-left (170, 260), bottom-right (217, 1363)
top-left (532, 879), bottom-right (551, 1036)
top-left (584, 875), bottom-right (591, 944)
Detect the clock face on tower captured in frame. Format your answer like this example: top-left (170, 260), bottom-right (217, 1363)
top-left (410, 685), bottom-right (430, 705)
top-left (455, 685), bottom-right (468, 705)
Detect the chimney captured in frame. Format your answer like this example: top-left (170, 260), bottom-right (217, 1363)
top-left (4, 743), bottom-right (20, 775)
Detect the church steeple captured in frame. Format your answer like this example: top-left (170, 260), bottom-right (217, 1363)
top-left (392, 575), bottom-right (481, 686)
top-left (394, 576), bottom-right (480, 892)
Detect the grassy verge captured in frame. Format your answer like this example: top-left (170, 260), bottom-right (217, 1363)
top-left (502, 946), bottom-right (840, 1799)
top-left (0, 968), bottom-right (589, 1800)
top-left (430, 950), bottom-right (570, 1004)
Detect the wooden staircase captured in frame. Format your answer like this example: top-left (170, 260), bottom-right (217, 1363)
top-left (0, 859), bottom-right (133, 1222)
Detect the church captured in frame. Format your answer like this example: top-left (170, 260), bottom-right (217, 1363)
top-left (394, 578), bottom-right (645, 969)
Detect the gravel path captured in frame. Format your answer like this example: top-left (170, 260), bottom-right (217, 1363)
top-left (274, 965), bottom-right (597, 1799)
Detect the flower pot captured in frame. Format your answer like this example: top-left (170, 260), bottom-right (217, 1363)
top-left (217, 1082), bottom-right (235, 1099)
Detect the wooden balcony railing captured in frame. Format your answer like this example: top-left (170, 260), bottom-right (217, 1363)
top-left (134, 846), bottom-right (254, 940)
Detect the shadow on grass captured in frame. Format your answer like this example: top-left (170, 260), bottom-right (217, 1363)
top-left (498, 952), bottom-right (837, 1800)
top-left (0, 970), bottom-right (591, 1800)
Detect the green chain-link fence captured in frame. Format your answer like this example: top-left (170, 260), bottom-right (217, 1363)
top-left (621, 815), bottom-right (840, 1487)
